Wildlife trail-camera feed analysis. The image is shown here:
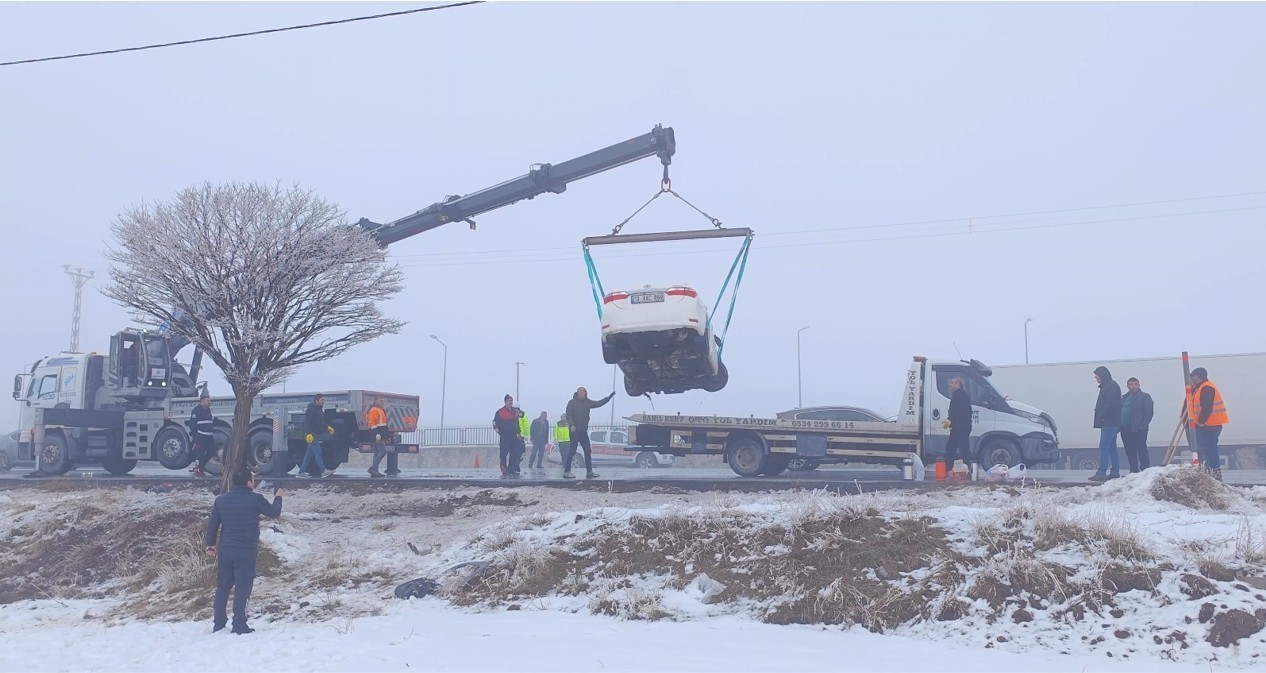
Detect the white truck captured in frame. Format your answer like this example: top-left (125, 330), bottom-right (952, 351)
top-left (990, 353), bottom-right (1266, 471)
top-left (625, 356), bottom-right (1059, 476)
top-left (14, 328), bottom-right (420, 476)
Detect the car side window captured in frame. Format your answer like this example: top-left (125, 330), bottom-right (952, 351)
top-left (611, 431), bottom-right (628, 443)
top-left (589, 430), bottom-right (606, 442)
top-left (795, 410), bottom-right (830, 421)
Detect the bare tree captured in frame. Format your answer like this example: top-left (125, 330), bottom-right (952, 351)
top-left (103, 181), bottom-right (405, 489)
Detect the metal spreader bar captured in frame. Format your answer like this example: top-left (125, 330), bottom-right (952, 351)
top-left (583, 227), bottom-right (753, 247)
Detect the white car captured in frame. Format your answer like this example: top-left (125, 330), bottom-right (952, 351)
top-left (600, 284), bottom-right (729, 396)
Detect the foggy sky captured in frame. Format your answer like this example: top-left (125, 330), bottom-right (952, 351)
top-left (2, 1), bottom-right (1263, 429)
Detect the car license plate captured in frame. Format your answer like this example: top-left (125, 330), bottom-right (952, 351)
top-left (630, 292), bottom-right (665, 304)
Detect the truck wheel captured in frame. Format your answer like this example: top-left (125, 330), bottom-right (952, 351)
top-left (702, 362), bottom-right (729, 393)
top-left (154, 426), bottom-right (194, 470)
top-left (1073, 451), bottom-right (1099, 472)
top-left (202, 426), bottom-right (232, 476)
top-left (246, 426), bottom-right (288, 476)
top-left (761, 454), bottom-right (791, 476)
top-left (38, 434), bottom-right (74, 475)
top-left (787, 458), bottom-right (820, 472)
top-left (624, 376), bottom-right (645, 397)
top-left (980, 437), bottom-right (1022, 468)
top-left (634, 451), bottom-right (658, 469)
top-left (102, 458), bottom-right (137, 475)
top-left (726, 434), bottom-right (768, 477)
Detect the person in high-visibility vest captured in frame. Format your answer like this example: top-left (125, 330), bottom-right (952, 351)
top-left (1188, 367), bottom-right (1230, 481)
top-left (554, 413), bottom-right (572, 469)
top-left (515, 408), bottom-right (530, 474)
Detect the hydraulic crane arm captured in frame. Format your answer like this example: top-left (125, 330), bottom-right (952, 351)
top-left (357, 124), bottom-right (676, 246)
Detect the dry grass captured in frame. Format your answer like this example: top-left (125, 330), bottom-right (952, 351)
top-left (1149, 468), bottom-right (1230, 510)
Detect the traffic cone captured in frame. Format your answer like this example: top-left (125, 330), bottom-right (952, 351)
top-left (934, 459), bottom-right (947, 482)
top-left (473, 454), bottom-right (481, 469)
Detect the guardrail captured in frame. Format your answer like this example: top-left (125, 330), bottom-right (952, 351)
top-left (398, 424), bottom-right (629, 447)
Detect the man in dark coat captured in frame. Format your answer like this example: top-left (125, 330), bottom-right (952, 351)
top-left (1120, 377), bottom-right (1155, 472)
top-left (564, 386), bottom-right (615, 479)
top-left (529, 411), bottom-right (550, 469)
top-left (493, 395), bottom-right (520, 478)
top-left (205, 468), bottom-right (283, 634)
top-left (944, 376), bottom-right (974, 472)
top-left (1090, 366), bottom-right (1123, 481)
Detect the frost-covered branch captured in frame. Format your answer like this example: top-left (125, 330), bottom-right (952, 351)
top-left (102, 181), bottom-right (406, 397)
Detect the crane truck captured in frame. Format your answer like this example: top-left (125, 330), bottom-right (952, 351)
top-left (15, 125), bottom-right (679, 477)
top-left (624, 356), bottom-right (1060, 477)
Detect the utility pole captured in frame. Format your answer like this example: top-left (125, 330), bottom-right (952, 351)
top-left (430, 335), bottom-right (448, 429)
top-left (1024, 318), bottom-right (1034, 364)
top-left (610, 364), bottom-right (617, 427)
top-left (796, 325), bottom-right (810, 408)
top-left (514, 361), bottom-right (525, 406)
top-left (63, 266), bottom-right (95, 352)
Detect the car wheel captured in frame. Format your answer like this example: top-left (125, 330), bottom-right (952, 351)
top-left (154, 425), bottom-right (194, 470)
top-left (980, 437), bottom-right (1022, 468)
top-left (726, 434), bottom-right (767, 477)
top-left (38, 434), bottom-right (74, 475)
top-left (787, 458), bottom-right (820, 472)
top-left (0, 451), bottom-right (11, 472)
top-left (624, 376), bottom-right (645, 397)
top-left (635, 452), bottom-right (657, 469)
top-left (702, 362), bottom-right (729, 393)
top-left (102, 458), bottom-right (137, 475)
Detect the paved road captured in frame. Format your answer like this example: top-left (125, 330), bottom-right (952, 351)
top-left (4, 463), bottom-right (1264, 494)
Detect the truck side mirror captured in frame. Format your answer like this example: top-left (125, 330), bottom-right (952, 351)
top-left (12, 375), bottom-right (21, 401)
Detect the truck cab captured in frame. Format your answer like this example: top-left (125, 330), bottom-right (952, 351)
top-left (921, 358), bottom-right (1060, 467)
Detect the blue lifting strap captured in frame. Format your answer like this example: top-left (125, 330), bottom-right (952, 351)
top-left (707, 234), bottom-right (753, 361)
top-left (582, 244), bottom-right (606, 320)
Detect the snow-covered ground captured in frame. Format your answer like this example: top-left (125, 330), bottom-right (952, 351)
top-left (0, 466), bottom-right (1263, 672)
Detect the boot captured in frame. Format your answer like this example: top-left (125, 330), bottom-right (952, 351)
top-left (1088, 472), bottom-right (1107, 483)
top-left (1211, 467), bottom-right (1224, 482)
top-left (368, 468), bottom-right (384, 478)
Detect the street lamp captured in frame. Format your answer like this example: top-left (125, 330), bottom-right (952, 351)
top-left (514, 361), bottom-right (525, 405)
top-left (797, 325), bottom-right (810, 408)
top-left (1024, 318), bottom-right (1034, 365)
top-left (429, 335), bottom-right (447, 429)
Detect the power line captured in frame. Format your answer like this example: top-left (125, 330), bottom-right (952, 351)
top-left (386, 189), bottom-right (1266, 262)
top-left (0, 2), bottom-right (485, 67)
top-left (390, 203), bottom-right (1266, 269)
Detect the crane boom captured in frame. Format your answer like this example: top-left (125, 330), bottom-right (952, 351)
top-left (356, 124), bottom-right (676, 246)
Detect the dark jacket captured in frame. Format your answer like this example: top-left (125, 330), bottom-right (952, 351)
top-left (191, 405), bottom-right (214, 438)
top-left (1093, 366), bottom-right (1123, 429)
top-left (948, 387), bottom-right (973, 427)
top-left (493, 406), bottom-right (518, 437)
top-left (566, 392), bottom-right (614, 430)
top-left (305, 402), bottom-right (325, 434)
top-left (530, 417), bottom-right (550, 444)
top-left (204, 485), bottom-right (283, 550)
top-left (1121, 390), bottom-right (1154, 433)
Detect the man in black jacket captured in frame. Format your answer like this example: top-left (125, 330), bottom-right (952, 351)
top-left (1120, 377), bottom-right (1155, 472)
top-left (190, 393), bottom-right (215, 478)
top-left (529, 411), bottom-right (550, 469)
top-left (205, 468), bottom-right (283, 634)
top-left (564, 387), bottom-right (615, 479)
top-left (944, 377), bottom-right (974, 473)
top-left (299, 394), bottom-right (335, 479)
top-left (1090, 366), bottom-right (1123, 482)
top-left (493, 395), bottom-right (520, 477)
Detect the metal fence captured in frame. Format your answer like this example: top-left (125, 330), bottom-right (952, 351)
top-left (399, 424), bottom-right (630, 447)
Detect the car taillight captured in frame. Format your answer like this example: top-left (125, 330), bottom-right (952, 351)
top-left (666, 287), bottom-right (697, 298)
top-left (603, 292), bottom-right (630, 304)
